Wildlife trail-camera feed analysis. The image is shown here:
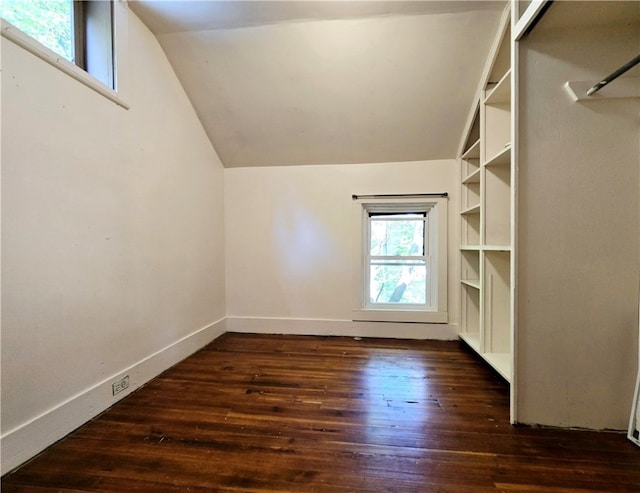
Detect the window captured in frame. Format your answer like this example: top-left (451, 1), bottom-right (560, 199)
top-left (368, 211), bottom-right (428, 306)
top-left (1, 0), bottom-right (74, 61)
top-left (353, 198), bottom-right (448, 323)
top-left (1, 0), bottom-right (114, 88)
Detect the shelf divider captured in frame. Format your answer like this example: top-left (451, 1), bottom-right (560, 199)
top-left (461, 279), bottom-right (481, 289)
top-left (484, 145), bottom-right (511, 167)
top-left (461, 204), bottom-right (480, 215)
top-left (485, 69), bottom-right (511, 105)
top-left (462, 168), bottom-right (481, 184)
top-left (461, 139), bottom-right (481, 160)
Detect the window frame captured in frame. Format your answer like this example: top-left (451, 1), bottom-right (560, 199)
top-left (0, 0), bottom-right (129, 109)
top-left (78, 0), bottom-right (115, 89)
top-left (353, 197), bottom-right (448, 324)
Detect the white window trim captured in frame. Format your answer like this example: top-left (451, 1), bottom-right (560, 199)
top-left (0, 0), bottom-right (129, 109)
top-left (352, 197), bottom-right (448, 324)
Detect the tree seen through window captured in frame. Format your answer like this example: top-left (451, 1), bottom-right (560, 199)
top-left (369, 213), bottom-right (427, 305)
top-left (1, 0), bottom-right (74, 62)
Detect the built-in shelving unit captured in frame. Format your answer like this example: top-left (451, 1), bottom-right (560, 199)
top-left (459, 5), bottom-right (513, 385)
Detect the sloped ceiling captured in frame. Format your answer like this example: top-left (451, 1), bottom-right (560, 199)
top-left (130, 1), bottom-right (506, 167)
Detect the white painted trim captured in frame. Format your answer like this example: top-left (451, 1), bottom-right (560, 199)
top-left (513, 0), bottom-right (550, 41)
top-left (112, 0), bottom-right (131, 105)
top-left (0, 5), bottom-right (130, 109)
top-left (225, 316), bottom-right (458, 340)
top-left (352, 308), bottom-right (448, 324)
top-left (510, 0), bottom-right (519, 424)
top-left (629, 290), bottom-right (640, 446)
top-left (629, 368), bottom-right (640, 446)
top-left (352, 197), bottom-right (449, 323)
top-left (0, 318), bottom-right (226, 475)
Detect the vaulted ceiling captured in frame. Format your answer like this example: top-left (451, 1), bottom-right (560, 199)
top-left (129, 1), bottom-right (506, 167)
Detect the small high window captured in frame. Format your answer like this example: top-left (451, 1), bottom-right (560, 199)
top-left (1, 0), bottom-right (114, 88)
top-left (1, 0), bottom-right (74, 61)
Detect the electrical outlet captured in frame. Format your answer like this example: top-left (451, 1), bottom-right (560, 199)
top-left (112, 375), bottom-right (130, 396)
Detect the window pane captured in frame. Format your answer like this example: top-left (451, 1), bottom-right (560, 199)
top-left (370, 216), bottom-right (424, 256)
top-left (369, 262), bottom-right (426, 304)
top-left (1, 0), bottom-right (74, 62)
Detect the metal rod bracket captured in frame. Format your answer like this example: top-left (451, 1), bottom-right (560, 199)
top-left (586, 54), bottom-right (640, 96)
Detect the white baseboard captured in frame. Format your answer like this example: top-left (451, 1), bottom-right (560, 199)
top-left (1, 316), bottom-right (457, 475)
top-left (225, 316), bottom-right (458, 340)
top-left (0, 318), bottom-right (226, 475)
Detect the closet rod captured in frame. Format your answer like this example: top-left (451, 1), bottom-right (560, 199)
top-left (352, 193), bottom-right (448, 200)
top-left (587, 54), bottom-right (640, 96)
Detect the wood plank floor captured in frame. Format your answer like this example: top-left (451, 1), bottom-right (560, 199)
top-left (3, 333), bottom-right (639, 492)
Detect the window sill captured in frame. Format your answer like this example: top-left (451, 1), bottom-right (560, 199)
top-left (352, 309), bottom-right (448, 324)
top-left (1, 19), bottom-right (129, 110)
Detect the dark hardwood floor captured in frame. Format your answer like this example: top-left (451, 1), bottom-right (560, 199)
top-left (3, 333), bottom-right (639, 492)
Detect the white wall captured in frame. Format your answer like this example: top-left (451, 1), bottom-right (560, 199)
top-left (225, 160), bottom-right (459, 339)
top-left (1, 8), bottom-right (226, 472)
top-left (516, 6), bottom-right (640, 429)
